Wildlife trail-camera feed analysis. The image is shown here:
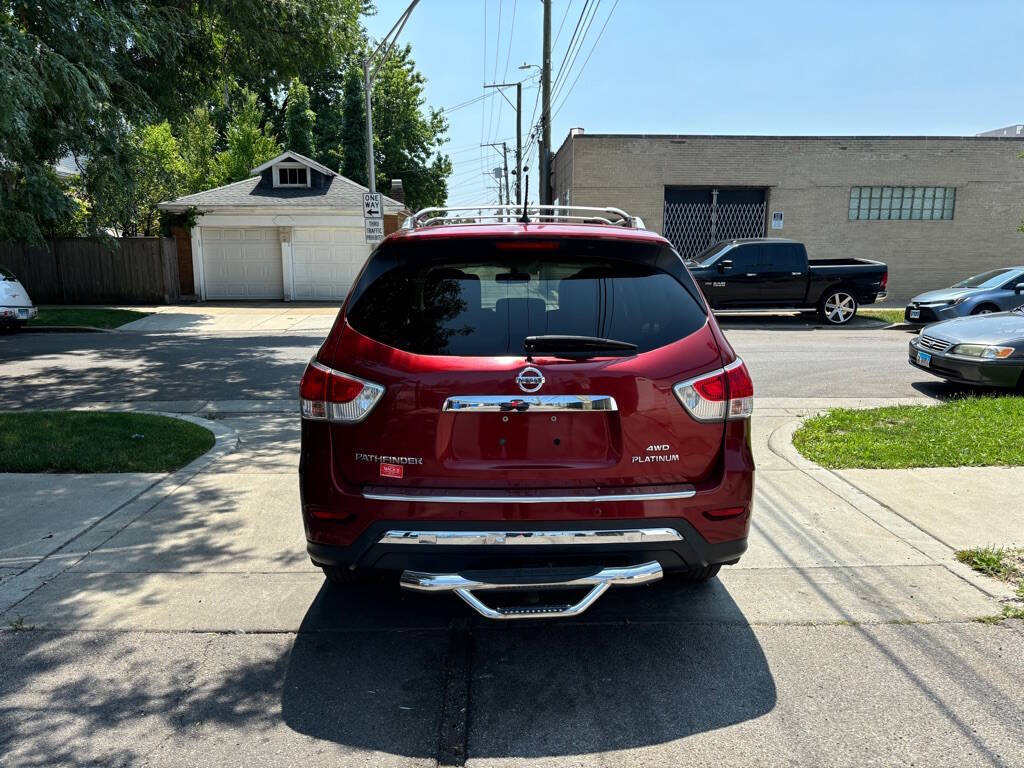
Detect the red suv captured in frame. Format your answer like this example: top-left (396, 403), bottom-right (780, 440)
top-left (299, 206), bottom-right (754, 619)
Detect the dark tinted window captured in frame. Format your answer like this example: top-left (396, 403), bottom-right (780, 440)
top-left (347, 239), bottom-right (707, 356)
top-left (952, 268), bottom-right (1014, 289)
top-left (728, 245), bottom-right (764, 272)
top-left (692, 241), bottom-right (731, 265)
top-left (768, 244), bottom-right (805, 272)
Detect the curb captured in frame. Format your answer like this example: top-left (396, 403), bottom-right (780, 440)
top-left (21, 325), bottom-right (117, 334)
top-left (767, 414), bottom-right (1019, 605)
top-left (0, 411), bottom-right (239, 619)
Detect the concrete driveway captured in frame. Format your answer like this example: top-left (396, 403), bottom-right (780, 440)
top-left (1, 399), bottom-right (1021, 767)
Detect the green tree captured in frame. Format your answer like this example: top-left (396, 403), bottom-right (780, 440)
top-left (82, 122), bottom-right (186, 236)
top-left (0, 0), bottom-right (366, 241)
top-left (213, 92), bottom-right (282, 185)
top-left (369, 45), bottom-right (452, 210)
top-left (178, 108), bottom-right (219, 193)
top-left (339, 63), bottom-right (367, 185)
top-left (285, 78), bottom-right (317, 157)
top-left (0, 0), bottom-right (189, 241)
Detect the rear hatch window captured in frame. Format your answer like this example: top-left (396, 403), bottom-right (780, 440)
top-left (346, 237), bottom-right (707, 356)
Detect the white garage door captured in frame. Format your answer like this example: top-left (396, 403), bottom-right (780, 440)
top-left (202, 227), bottom-right (283, 299)
top-left (291, 227), bottom-right (371, 300)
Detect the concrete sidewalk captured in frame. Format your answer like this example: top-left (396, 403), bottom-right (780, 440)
top-left (117, 303), bottom-right (339, 333)
top-left (0, 400), bottom-right (1021, 766)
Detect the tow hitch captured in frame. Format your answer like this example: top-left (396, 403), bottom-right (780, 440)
top-left (400, 561), bottom-right (663, 620)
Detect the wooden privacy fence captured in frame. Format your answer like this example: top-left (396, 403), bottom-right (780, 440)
top-left (0, 237), bottom-right (180, 304)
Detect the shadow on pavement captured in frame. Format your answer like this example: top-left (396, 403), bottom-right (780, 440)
top-left (280, 578), bottom-right (776, 760)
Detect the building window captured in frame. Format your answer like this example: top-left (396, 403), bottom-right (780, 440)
top-left (278, 166), bottom-right (308, 186)
top-left (848, 186), bottom-right (955, 221)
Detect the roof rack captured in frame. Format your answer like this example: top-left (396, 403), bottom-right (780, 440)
top-left (405, 204), bottom-right (646, 230)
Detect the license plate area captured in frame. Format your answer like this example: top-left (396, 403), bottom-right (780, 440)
top-left (916, 350), bottom-right (931, 367)
top-left (909, 309), bottom-right (921, 319)
top-left (446, 412), bottom-right (618, 468)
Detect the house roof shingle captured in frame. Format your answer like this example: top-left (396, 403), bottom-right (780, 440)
top-left (158, 173), bottom-right (404, 212)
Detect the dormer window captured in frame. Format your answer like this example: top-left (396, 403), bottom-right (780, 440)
top-left (277, 165), bottom-right (308, 187)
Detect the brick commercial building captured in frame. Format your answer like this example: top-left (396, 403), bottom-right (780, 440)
top-left (551, 132), bottom-right (1024, 304)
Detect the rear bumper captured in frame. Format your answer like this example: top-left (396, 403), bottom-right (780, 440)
top-left (300, 416), bottom-right (754, 574)
top-left (0, 305), bottom-right (36, 323)
top-left (307, 518), bottom-right (748, 574)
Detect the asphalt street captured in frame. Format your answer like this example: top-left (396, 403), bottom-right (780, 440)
top-left (0, 318), bottom-right (969, 410)
top-left (2, 318), bottom-right (1021, 766)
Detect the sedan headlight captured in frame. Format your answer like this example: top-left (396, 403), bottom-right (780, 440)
top-left (948, 296), bottom-right (969, 306)
top-left (950, 344), bottom-right (1014, 359)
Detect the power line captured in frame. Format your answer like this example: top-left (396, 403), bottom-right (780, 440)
top-left (551, 0), bottom-right (600, 103)
top-left (553, 0), bottom-right (573, 48)
top-left (551, 0), bottom-right (619, 119)
top-left (550, 0), bottom-right (591, 99)
top-left (486, 0), bottom-right (504, 145)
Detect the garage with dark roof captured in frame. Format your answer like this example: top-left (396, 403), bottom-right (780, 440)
top-left (159, 151), bottom-right (405, 300)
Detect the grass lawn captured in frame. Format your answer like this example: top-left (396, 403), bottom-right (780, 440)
top-left (0, 411), bottom-right (214, 473)
top-left (27, 307), bottom-right (151, 329)
top-left (955, 546), bottom-right (1024, 622)
top-left (792, 397), bottom-right (1024, 468)
top-left (859, 308), bottom-right (907, 325)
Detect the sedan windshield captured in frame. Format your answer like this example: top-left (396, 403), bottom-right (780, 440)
top-left (952, 268), bottom-right (1016, 289)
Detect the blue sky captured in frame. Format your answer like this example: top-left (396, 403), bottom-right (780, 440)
top-left (364, 0), bottom-right (1024, 208)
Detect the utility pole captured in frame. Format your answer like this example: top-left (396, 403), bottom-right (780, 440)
top-left (540, 0), bottom-right (552, 205)
top-left (363, 0), bottom-right (420, 194)
top-left (481, 142), bottom-right (511, 215)
top-left (484, 81), bottom-right (523, 204)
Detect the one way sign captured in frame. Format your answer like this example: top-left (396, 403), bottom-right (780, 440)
top-left (362, 192), bottom-right (382, 218)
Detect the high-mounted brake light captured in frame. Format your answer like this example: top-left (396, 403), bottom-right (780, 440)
top-left (494, 240), bottom-right (560, 251)
top-left (299, 360), bottom-right (385, 423)
top-left (673, 359), bottom-right (754, 422)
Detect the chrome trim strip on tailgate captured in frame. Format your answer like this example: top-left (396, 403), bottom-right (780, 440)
top-left (380, 528), bottom-right (684, 546)
top-left (363, 488), bottom-right (696, 504)
top-left (442, 394), bottom-right (617, 412)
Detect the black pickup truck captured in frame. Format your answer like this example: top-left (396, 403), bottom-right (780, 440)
top-left (686, 238), bottom-right (888, 325)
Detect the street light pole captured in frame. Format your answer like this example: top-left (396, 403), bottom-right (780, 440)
top-left (363, 0), bottom-right (421, 195)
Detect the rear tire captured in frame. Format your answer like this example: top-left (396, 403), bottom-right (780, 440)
top-left (818, 289), bottom-right (858, 325)
top-left (672, 564), bottom-right (722, 582)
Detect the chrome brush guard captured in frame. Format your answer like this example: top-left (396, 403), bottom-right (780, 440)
top-left (400, 561), bottom-right (662, 620)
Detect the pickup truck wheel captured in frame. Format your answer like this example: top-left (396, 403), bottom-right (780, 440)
top-left (819, 290), bottom-right (858, 325)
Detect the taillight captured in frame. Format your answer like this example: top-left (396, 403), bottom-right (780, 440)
top-left (673, 358), bottom-right (753, 422)
top-left (880, 272), bottom-right (888, 290)
top-left (299, 360), bottom-right (385, 423)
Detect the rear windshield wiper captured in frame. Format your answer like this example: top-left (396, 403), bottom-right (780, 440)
top-left (524, 335), bottom-right (639, 360)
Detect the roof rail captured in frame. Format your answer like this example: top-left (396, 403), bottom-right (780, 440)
top-left (404, 204), bottom-right (646, 230)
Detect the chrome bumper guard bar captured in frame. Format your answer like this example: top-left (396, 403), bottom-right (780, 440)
top-left (400, 561), bottom-right (663, 620)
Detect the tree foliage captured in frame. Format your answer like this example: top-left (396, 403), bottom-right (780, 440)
top-left (369, 45), bottom-right (452, 210)
top-left (339, 63), bottom-right (368, 184)
top-left (1, 0), bottom-right (449, 240)
top-left (285, 78), bottom-right (317, 158)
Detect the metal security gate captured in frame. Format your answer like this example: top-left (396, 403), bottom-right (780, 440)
top-left (663, 188), bottom-right (767, 259)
